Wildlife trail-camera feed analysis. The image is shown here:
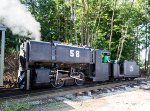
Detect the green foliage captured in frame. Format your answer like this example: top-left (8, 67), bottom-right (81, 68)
top-left (5, 30), bottom-right (20, 54)
top-left (4, 0), bottom-right (150, 64)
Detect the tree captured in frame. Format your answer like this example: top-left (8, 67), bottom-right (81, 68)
top-left (4, 0), bottom-right (150, 64)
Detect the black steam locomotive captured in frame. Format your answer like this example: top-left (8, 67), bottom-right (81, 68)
top-left (18, 40), bottom-right (140, 90)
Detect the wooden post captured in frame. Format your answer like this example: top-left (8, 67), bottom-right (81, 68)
top-left (0, 24), bottom-right (6, 86)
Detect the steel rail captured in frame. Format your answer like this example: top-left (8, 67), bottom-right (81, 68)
top-left (0, 79), bottom-right (145, 101)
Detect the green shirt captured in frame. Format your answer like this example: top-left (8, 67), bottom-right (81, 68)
top-left (103, 55), bottom-right (109, 63)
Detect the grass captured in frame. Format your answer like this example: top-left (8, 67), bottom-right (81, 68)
top-left (0, 96), bottom-right (80, 111)
top-left (0, 98), bottom-right (32, 111)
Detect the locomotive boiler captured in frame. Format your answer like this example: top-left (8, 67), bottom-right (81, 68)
top-left (18, 40), bottom-right (140, 90)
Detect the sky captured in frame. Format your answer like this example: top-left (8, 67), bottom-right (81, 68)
top-left (140, 48), bottom-right (149, 60)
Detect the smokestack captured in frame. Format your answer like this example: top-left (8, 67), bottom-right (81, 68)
top-left (0, 0), bottom-right (41, 40)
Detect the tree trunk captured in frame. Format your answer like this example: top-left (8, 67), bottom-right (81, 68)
top-left (145, 23), bottom-right (148, 71)
top-left (118, 25), bottom-right (128, 61)
top-left (80, 0), bottom-right (84, 46)
top-left (116, 0), bottom-right (135, 60)
top-left (147, 48), bottom-right (150, 75)
top-left (90, 0), bottom-right (102, 46)
top-left (109, 0), bottom-right (117, 50)
top-left (85, 0), bottom-right (89, 46)
top-left (116, 26), bottom-right (123, 59)
top-left (74, 0), bottom-right (78, 45)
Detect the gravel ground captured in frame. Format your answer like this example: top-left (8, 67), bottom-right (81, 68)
top-left (30, 90), bottom-right (150, 111)
top-left (28, 81), bottom-right (150, 111)
top-left (1, 80), bottom-right (150, 111)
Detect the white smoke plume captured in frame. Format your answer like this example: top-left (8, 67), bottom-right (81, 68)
top-left (0, 0), bottom-right (41, 40)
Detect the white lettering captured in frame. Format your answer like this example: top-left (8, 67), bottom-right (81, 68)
top-left (70, 50), bottom-right (74, 57)
top-left (76, 51), bottom-right (80, 57)
top-left (70, 50), bottom-right (80, 57)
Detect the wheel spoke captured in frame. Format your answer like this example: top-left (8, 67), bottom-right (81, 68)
top-left (75, 72), bottom-right (85, 86)
top-left (51, 79), bottom-right (64, 88)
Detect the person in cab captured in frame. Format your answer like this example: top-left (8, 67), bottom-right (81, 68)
top-left (103, 53), bottom-right (110, 63)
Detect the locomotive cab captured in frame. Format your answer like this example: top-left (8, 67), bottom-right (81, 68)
top-left (92, 50), bottom-right (110, 82)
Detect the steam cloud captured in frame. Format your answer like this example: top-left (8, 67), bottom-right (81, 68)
top-left (0, 0), bottom-right (41, 40)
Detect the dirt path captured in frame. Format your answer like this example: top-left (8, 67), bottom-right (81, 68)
top-left (29, 89), bottom-right (150, 111)
top-left (61, 90), bottom-right (150, 111)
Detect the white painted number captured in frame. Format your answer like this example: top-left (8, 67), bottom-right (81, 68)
top-left (76, 51), bottom-right (80, 57)
top-left (129, 65), bottom-right (134, 72)
top-left (70, 50), bottom-right (80, 57)
top-left (70, 50), bottom-right (74, 57)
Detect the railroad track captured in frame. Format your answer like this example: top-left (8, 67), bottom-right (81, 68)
top-left (0, 78), bottom-right (148, 101)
